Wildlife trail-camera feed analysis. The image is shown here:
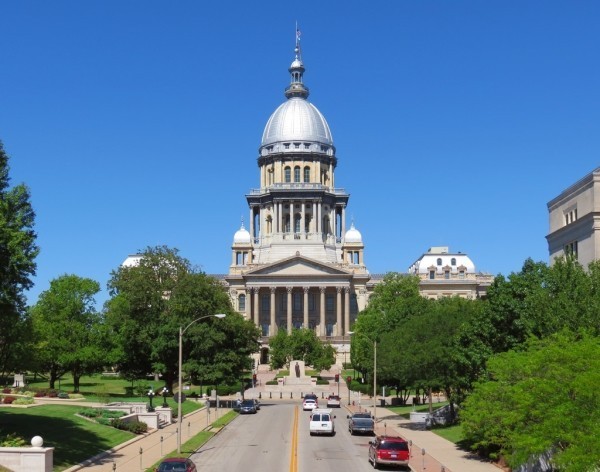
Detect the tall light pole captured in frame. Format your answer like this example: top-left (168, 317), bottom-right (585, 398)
top-left (348, 331), bottom-right (377, 424)
top-left (177, 313), bottom-right (226, 453)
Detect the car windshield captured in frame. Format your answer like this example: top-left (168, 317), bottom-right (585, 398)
top-left (304, 399), bottom-right (315, 403)
top-left (241, 400), bottom-right (254, 406)
top-left (158, 462), bottom-right (188, 471)
top-left (380, 441), bottom-right (408, 451)
top-left (354, 419), bottom-right (373, 426)
top-left (353, 413), bottom-right (371, 418)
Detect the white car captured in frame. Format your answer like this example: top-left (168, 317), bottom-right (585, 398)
top-left (309, 408), bottom-right (335, 436)
top-left (302, 398), bottom-right (318, 411)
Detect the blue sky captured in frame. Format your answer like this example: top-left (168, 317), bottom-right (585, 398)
top-left (2, 1), bottom-right (599, 307)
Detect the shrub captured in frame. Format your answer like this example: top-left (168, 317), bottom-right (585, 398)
top-left (47, 389), bottom-right (58, 398)
top-left (0, 433), bottom-right (27, 447)
top-left (111, 418), bottom-right (148, 434)
top-left (266, 380), bottom-right (278, 385)
top-left (316, 379), bottom-right (329, 385)
top-left (13, 397), bottom-right (34, 405)
top-left (57, 392), bottom-right (70, 399)
top-left (2, 388), bottom-right (11, 394)
top-left (79, 408), bottom-right (102, 418)
top-left (3, 396), bottom-right (16, 404)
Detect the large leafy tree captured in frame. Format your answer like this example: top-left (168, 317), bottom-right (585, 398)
top-left (379, 297), bottom-right (482, 415)
top-left (350, 273), bottom-right (429, 388)
top-left (461, 331), bottom-right (600, 471)
top-left (456, 257), bottom-right (600, 390)
top-left (268, 328), bottom-right (335, 371)
top-left (30, 275), bottom-right (105, 391)
top-left (0, 141), bottom-right (39, 377)
top-left (106, 246), bottom-right (260, 392)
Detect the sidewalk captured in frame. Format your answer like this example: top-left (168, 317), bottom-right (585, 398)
top-left (63, 403), bottom-right (229, 472)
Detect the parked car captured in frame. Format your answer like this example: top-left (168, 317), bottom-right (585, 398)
top-left (368, 435), bottom-right (410, 469)
top-left (156, 457), bottom-right (197, 472)
top-left (347, 412), bottom-right (375, 435)
top-left (309, 408), bottom-right (336, 436)
top-left (326, 395), bottom-right (341, 408)
top-left (239, 399), bottom-right (258, 414)
top-left (302, 398), bottom-right (318, 411)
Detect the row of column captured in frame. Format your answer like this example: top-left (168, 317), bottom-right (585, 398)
top-left (245, 285), bottom-right (351, 337)
top-left (249, 202), bottom-right (346, 239)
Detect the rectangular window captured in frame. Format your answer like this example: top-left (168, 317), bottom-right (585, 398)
top-left (309, 294), bottom-right (315, 312)
top-left (326, 294), bottom-right (334, 314)
top-left (444, 271), bottom-right (450, 279)
top-left (261, 294), bottom-right (270, 313)
top-left (279, 293), bottom-right (287, 311)
top-left (564, 241), bottom-right (579, 259)
top-left (293, 292), bottom-right (302, 312)
top-left (459, 270), bottom-right (465, 279)
top-left (429, 270), bottom-right (435, 280)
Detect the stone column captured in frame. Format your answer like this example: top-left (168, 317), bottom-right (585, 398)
top-left (278, 201), bottom-right (282, 234)
top-left (301, 202), bottom-right (306, 235)
top-left (303, 286), bottom-right (309, 329)
top-left (290, 202), bottom-right (295, 233)
top-left (336, 287), bottom-right (342, 336)
top-left (253, 287), bottom-right (260, 327)
top-left (274, 202), bottom-right (279, 234)
top-left (344, 286), bottom-right (351, 335)
top-left (245, 289), bottom-right (251, 320)
top-left (249, 207), bottom-right (254, 241)
top-left (270, 286), bottom-right (277, 336)
top-left (341, 205), bottom-right (346, 238)
top-left (312, 201), bottom-right (317, 233)
top-left (319, 287), bottom-right (326, 337)
top-left (287, 287), bottom-right (293, 334)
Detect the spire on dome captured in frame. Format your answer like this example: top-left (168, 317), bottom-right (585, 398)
top-left (285, 23), bottom-right (309, 99)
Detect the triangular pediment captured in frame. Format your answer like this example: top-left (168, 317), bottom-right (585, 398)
top-left (246, 255), bottom-right (351, 278)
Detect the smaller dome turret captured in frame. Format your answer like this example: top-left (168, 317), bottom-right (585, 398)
top-left (344, 222), bottom-right (363, 243)
top-left (233, 223), bottom-right (251, 244)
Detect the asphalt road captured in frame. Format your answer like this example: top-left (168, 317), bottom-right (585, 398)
top-left (190, 400), bottom-right (407, 472)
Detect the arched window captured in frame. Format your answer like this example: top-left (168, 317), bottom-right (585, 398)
top-left (294, 166), bottom-right (301, 182)
top-left (238, 294), bottom-right (246, 312)
top-left (437, 258), bottom-right (442, 266)
top-left (451, 258), bottom-right (456, 265)
top-left (304, 166), bottom-right (310, 182)
top-left (285, 167), bottom-right (291, 183)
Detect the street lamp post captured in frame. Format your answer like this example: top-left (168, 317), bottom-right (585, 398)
top-left (348, 331), bottom-right (377, 424)
top-left (177, 313), bottom-right (226, 453)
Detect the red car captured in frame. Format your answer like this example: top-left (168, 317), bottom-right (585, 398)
top-left (155, 457), bottom-right (197, 472)
top-left (368, 435), bottom-right (410, 469)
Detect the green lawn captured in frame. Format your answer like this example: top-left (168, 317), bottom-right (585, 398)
top-left (0, 405), bottom-right (134, 471)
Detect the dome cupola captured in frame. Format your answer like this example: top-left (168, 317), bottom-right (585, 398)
top-left (233, 222), bottom-right (251, 244)
top-left (259, 31), bottom-right (334, 155)
top-left (344, 222), bottom-right (363, 243)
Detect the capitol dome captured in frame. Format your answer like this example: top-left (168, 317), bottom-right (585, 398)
top-left (344, 223), bottom-right (363, 243)
top-left (259, 44), bottom-right (334, 153)
top-left (233, 223), bottom-right (251, 244)
top-left (261, 98), bottom-right (333, 147)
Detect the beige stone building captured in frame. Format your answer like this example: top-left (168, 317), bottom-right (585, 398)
top-left (407, 246), bottom-right (493, 299)
top-left (547, 167), bottom-right (600, 268)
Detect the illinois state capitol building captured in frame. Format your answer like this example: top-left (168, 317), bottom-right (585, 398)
top-left (222, 40), bottom-right (493, 345)
top-left (224, 40), bottom-right (369, 341)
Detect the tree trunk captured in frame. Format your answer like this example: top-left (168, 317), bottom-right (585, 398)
top-left (73, 373), bottom-right (80, 393)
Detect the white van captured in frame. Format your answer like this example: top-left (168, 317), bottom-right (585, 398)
top-left (309, 408), bottom-right (336, 436)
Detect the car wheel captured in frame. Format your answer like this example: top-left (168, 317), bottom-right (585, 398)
top-left (372, 459), bottom-right (379, 469)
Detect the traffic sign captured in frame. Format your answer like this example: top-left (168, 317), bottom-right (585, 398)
top-left (173, 393), bottom-right (186, 403)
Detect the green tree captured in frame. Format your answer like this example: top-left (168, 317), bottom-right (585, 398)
top-left (31, 275), bottom-right (105, 391)
top-left (0, 141), bottom-right (39, 377)
top-left (268, 328), bottom-right (335, 371)
top-left (350, 273), bottom-right (429, 390)
top-left (460, 331), bottom-right (600, 471)
top-left (106, 246), bottom-right (260, 392)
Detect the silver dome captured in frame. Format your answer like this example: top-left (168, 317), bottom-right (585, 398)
top-left (261, 97), bottom-right (333, 147)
